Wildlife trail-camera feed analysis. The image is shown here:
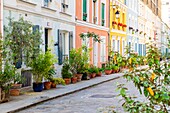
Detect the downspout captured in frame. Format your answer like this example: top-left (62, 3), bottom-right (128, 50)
top-left (108, 0), bottom-right (110, 61)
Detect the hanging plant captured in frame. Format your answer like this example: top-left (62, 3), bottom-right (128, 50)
top-left (118, 23), bottom-right (123, 26)
top-left (122, 24), bottom-right (127, 27)
top-left (79, 32), bottom-right (101, 43)
top-left (129, 27), bottom-right (133, 30)
top-left (139, 31), bottom-right (143, 34)
top-left (112, 21), bottom-right (117, 25)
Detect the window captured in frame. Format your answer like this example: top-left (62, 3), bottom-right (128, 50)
top-left (101, 3), bottom-right (105, 26)
top-left (93, 0), bottom-right (97, 24)
top-left (100, 37), bottom-right (106, 62)
top-left (135, 43), bottom-right (137, 52)
top-left (117, 40), bottom-right (120, 53)
top-left (44, 0), bottom-right (51, 7)
top-left (112, 40), bottom-right (115, 51)
top-left (58, 30), bottom-right (73, 65)
top-left (61, 0), bottom-right (68, 13)
top-left (83, 0), bottom-right (87, 21)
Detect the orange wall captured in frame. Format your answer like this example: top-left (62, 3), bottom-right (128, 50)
top-left (76, 25), bottom-right (109, 66)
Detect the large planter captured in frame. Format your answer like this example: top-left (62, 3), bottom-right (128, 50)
top-left (105, 70), bottom-right (112, 75)
top-left (71, 77), bottom-right (77, 84)
top-left (44, 82), bottom-right (52, 90)
top-left (0, 90), bottom-right (10, 103)
top-left (10, 84), bottom-right (22, 96)
top-left (10, 89), bottom-right (20, 96)
top-left (75, 74), bottom-right (83, 82)
top-left (33, 83), bottom-right (44, 92)
top-left (64, 78), bottom-right (71, 85)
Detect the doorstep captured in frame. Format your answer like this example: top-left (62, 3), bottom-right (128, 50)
top-left (0, 73), bottom-right (124, 113)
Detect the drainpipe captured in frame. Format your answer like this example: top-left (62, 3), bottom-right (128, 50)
top-left (108, 0), bottom-right (110, 61)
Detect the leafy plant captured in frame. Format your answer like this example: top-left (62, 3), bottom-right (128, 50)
top-left (30, 51), bottom-right (57, 83)
top-left (50, 78), bottom-right (65, 85)
top-left (4, 17), bottom-right (42, 68)
top-left (117, 40), bottom-right (170, 113)
top-left (61, 60), bottom-right (73, 79)
top-left (105, 63), bottom-right (112, 70)
top-left (88, 65), bottom-right (99, 74)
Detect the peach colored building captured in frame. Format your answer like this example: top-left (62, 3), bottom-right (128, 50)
top-left (76, 0), bottom-right (109, 67)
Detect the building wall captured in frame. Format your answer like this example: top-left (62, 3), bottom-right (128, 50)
top-left (126, 0), bottom-right (138, 54)
top-left (76, 0), bottom-right (109, 67)
top-left (110, 0), bottom-right (127, 56)
top-left (3, 0), bottom-right (76, 77)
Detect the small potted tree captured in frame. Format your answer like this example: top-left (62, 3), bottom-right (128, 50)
top-left (30, 51), bottom-right (57, 92)
top-left (50, 78), bottom-right (65, 88)
top-left (62, 60), bottom-right (73, 85)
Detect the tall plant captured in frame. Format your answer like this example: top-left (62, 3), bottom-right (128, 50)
top-left (117, 41), bottom-right (170, 113)
top-left (4, 17), bottom-right (42, 67)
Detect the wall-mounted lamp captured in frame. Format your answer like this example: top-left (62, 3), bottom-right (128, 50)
top-left (111, 5), bottom-right (120, 19)
top-left (115, 10), bottom-right (120, 19)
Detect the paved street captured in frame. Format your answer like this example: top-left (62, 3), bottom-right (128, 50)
top-left (18, 77), bottom-right (146, 113)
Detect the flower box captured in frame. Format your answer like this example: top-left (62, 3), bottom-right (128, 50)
top-left (118, 23), bottom-right (123, 26)
top-left (122, 24), bottom-right (127, 27)
top-left (112, 21), bottom-right (117, 25)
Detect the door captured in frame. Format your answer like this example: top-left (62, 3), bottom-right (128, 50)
top-left (45, 28), bottom-right (48, 52)
top-left (93, 41), bottom-right (98, 66)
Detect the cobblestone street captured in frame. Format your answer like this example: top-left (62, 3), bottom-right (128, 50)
top-left (18, 77), bottom-right (146, 113)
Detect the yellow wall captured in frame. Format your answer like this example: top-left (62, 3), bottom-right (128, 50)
top-left (110, 1), bottom-right (127, 55)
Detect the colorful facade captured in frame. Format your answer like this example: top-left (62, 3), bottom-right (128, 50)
top-left (110, 0), bottom-right (127, 56)
top-left (0, 0), bottom-right (3, 35)
top-left (125, 0), bottom-right (139, 54)
top-left (76, 0), bottom-right (109, 67)
top-left (3, 0), bottom-right (76, 77)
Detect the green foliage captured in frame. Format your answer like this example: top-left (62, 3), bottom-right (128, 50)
top-left (105, 63), bottom-right (112, 70)
top-left (61, 60), bottom-right (73, 79)
top-left (117, 41), bottom-right (170, 113)
top-left (88, 65), bottom-right (99, 74)
top-left (4, 17), bottom-right (42, 67)
top-left (0, 64), bottom-right (17, 92)
top-left (30, 51), bottom-right (57, 83)
top-left (50, 78), bottom-right (65, 85)
top-left (79, 32), bottom-right (101, 43)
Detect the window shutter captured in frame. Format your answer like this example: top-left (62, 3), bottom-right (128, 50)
top-left (69, 31), bottom-right (73, 51)
top-left (33, 25), bottom-right (39, 33)
top-left (83, 0), bottom-right (87, 21)
top-left (101, 3), bottom-right (105, 26)
top-left (58, 30), bottom-right (63, 65)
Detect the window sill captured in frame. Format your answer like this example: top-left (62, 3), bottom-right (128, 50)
top-left (41, 6), bottom-right (57, 12)
top-left (18, 0), bottom-right (37, 6)
top-left (59, 11), bottom-right (72, 16)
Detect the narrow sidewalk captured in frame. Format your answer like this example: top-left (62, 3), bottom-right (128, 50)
top-left (0, 73), bottom-right (124, 113)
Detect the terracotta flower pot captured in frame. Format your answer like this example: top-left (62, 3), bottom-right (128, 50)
top-left (44, 82), bottom-right (52, 90)
top-left (71, 77), bottom-right (77, 84)
top-left (112, 70), bottom-right (116, 73)
top-left (105, 70), bottom-right (112, 75)
top-left (64, 78), bottom-right (71, 85)
top-left (10, 89), bottom-right (20, 96)
top-left (51, 82), bottom-right (57, 88)
top-left (75, 74), bottom-right (83, 82)
top-left (96, 72), bottom-right (102, 77)
top-left (90, 73), bottom-right (96, 78)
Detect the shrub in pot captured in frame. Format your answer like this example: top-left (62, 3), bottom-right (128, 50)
top-left (0, 64), bottom-right (16, 102)
top-left (97, 68), bottom-right (103, 76)
top-left (88, 65), bottom-right (99, 78)
top-left (62, 60), bottom-right (73, 85)
top-left (50, 78), bottom-right (65, 88)
top-left (104, 64), bottom-right (112, 75)
top-left (30, 51), bottom-right (57, 92)
top-left (10, 73), bottom-right (25, 96)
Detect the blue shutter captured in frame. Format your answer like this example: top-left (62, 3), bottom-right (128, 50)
top-left (69, 31), bottom-right (73, 51)
top-left (58, 30), bottom-right (63, 65)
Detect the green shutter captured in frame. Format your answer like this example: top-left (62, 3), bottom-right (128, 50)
top-left (83, 0), bottom-right (87, 21)
top-left (102, 3), bottom-right (105, 26)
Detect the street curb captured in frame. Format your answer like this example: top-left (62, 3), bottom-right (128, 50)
top-left (8, 75), bottom-right (122, 113)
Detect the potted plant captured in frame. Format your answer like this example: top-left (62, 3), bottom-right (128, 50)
top-left (10, 73), bottom-right (25, 96)
top-left (88, 66), bottom-right (98, 78)
top-left (30, 51), bottom-right (57, 92)
top-left (50, 78), bottom-right (65, 88)
top-left (0, 64), bottom-right (16, 103)
top-left (62, 60), bottom-right (73, 85)
top-left (104, 64), bottom-right (112, 75)
top-left (96, 68), bottom-right (103, 77)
